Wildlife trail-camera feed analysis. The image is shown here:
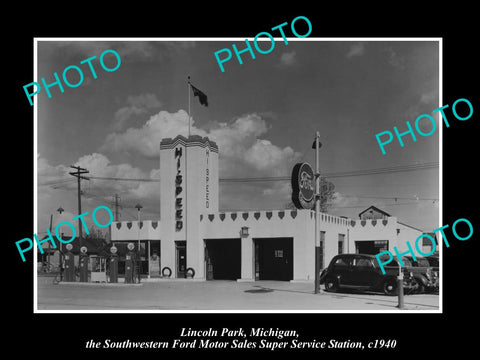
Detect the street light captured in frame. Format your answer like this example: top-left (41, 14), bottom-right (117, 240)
top-left (135, 203), bottom-right (143, 283)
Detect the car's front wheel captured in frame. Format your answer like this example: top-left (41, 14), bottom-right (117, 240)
top-left (382, 278), bottom-right (397, 296)
top-left (416, 283), bottom-right (425, 294)
top-left (324, 276), bottom-right (339, 292)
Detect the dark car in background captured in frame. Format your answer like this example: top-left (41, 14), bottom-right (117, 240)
top-left (319, 254), bottom-right (417, 296)
top-left (424, 255), bottom-right (439, 270)
top-left (402, 255), bottom-right (439, 293)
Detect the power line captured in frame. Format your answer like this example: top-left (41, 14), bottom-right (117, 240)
top-left (88, 176), bottom-right (157, 182)
top-left (331, 202), bottom-right (430, 209)
top-left (38, 178), bottom-right (75, 187)
top-left (220, 162), bottom-right (438, 182)
top-left (340, 194), bottom-right (438, 201)
top-left (83, 162), bottom-right (439, 184)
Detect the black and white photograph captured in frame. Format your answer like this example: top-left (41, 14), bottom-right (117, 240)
top-left (7, 6), bottom-right (478, 356)
top-left (34, 38), bottom-right (441, 313)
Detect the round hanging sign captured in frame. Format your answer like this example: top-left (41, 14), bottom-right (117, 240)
top-left (291, 162), bottom-right (315, 209)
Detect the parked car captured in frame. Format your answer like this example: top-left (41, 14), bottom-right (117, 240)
top-left (424, 254), bottom-right (439, 270)
top-left (319, 254), bottom-right (417, 296)
top-left (402, 255), bottom-right (439, 293)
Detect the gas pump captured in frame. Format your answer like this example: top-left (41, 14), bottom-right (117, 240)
top-left (125, 243), bottom-right (136, 284)
top-left (64, 243), bottom-right (75, 282)
top-left (79, 246), bottom-right (89, 282)
top-left (109, 245), bottom-right (118, 283)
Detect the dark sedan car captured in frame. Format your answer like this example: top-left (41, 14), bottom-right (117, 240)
top-left (319, 254), bottom-right (417, 296)
top-left (402, 256), bottom-right (439, 293)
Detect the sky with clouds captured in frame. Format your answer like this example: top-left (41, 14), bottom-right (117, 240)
top-left (36, 39), bottom-right (440, 236)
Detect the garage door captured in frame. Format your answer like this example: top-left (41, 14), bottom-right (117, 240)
top-left (255, 238), bottom-right (293, 281)
top-left (204, 239), bottom-right (241, 280)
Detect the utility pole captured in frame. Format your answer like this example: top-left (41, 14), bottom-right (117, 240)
top-left (47, 214), bottom-right (53, 268)
top-left (313, 131), bottom-right (322, 294)
top-left (135, 203), bottom-right (143, 283)
top-left (69, 165), bottom-right (89, 248)
top-left (113, 193), bottom-right (122, 222)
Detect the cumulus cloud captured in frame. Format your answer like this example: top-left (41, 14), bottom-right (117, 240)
top-left (38, 153), bottom-right (159, 203)
top-left (102, 110), bottom-right (300, 179)
top-left (277, 51), bottom-right (296, 67)
top-left (346, 43), bottom-right (365, 58)
top-left (39, 110), bottom-right (303, 222)
top-left (331, 192), bottom-right (359, 208)
top-left (102, 110), bottom-right (202, 157)
top-left (129, 168), bottom-right (161, 200)
top-left (76, 153), bottom-right (146, 180)
top-left (37, 152), bottom-right (162, 229)
top-left (113, 93), bottom-right (162, 130)
top-left (244, 139), bottom-right (298, 176)
top-left (38, 156), bottom-right (69, 180)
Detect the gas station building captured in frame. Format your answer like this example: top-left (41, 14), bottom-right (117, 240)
top-left (110, 135), bottom-right (427, 281)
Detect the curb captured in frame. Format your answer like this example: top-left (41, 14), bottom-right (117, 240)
top-left (57, 281), bottom-right (143, 287)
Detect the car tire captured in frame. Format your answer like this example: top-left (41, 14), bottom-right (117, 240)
top-left (382, 278), bottom-right (397, 296)
top-left (324, 277), bottom-right (339, 292)
top-left (416, 284), bottom-right (425, 294)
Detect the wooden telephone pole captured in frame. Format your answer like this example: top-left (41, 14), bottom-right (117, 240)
top-left (69, 165), bottom-right (89, 248)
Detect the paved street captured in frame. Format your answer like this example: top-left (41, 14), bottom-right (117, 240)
top-left (36, 276), bottom-right (439, 311)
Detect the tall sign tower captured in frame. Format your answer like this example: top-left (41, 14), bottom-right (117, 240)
top-left (159, 135), bottom-right (219, 278)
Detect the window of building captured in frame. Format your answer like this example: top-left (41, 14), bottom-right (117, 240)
top-left (338, 234), bottom-right (345, 254)
top-left (319, 231), bottom-right (325, 269)
top-left (374, 240), bottom-right (389, 252)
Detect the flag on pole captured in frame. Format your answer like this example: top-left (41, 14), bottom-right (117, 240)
top-left (190, 84), bottom-right (208, 107)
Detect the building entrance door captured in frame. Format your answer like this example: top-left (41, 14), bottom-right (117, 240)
top-left (175, 241), bottom-right (186, 278)
top-left (205, 246), bottom-right (214, 280)
top-left (255, 238), bottom-right (293, 281)
top-left (149, 240), bottom-right (161, 278)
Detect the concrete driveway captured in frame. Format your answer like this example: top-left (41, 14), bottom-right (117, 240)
top-left (36, 276), bottom-right (439, 312)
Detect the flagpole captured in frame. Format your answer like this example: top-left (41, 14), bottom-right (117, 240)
top-left (188, 76), bottom-right (191, 138)
top-left (185, 76), bottom-right (190, 278)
